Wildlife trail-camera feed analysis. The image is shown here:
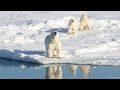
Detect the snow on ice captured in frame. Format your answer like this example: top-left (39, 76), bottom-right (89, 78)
top-left (0, 11), bottom-right (120, 66)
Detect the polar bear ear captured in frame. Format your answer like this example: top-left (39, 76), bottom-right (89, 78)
top-left (70, 19), bottom-right (74, 22)
top-left (80, 14), bottom-right (85, 18)
top-left (82, 14), bottom-right (85, 16)
top-left (72, 19), bottom-right (74, 22)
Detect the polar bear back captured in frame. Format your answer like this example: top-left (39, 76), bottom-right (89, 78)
top-left (81, 14), bottom-right (90, 24)
top-left (45, 35), bottom-right (51, 47)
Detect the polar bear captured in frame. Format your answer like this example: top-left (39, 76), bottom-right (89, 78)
top-left (68, 19), bottom-right (78, 34)
top-left (45, 32), bottom-right (62, 59)
top-left (80, 14), bottom-right (91, 31)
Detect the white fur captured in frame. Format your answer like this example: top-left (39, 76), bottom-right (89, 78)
top-left (45, 32), bottom-right (62, 59)
top-left (68, 19), bottom-right (78, 34)
top-left (80, 14), bottom-right (91, 31)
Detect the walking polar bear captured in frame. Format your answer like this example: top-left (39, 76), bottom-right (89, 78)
top-left (45, 32), bottom-right (62, 59)
top-left (68, 19), bottom-right (78, 34)
top-left (80, 14), bottom-right (91, 31)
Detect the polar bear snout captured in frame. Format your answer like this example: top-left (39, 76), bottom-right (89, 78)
top-left (51, 32), bottom-right (58, 37)
top-left (54, 32), bottom-right (57, 35)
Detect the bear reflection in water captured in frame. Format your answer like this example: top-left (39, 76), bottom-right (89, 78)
top-left (80, 65), bottom-right (91, 79)
top-left (69, 64), bottom-right (91, 79)
top-left (46, 64), bottom-right (62, 79)
top-left (45, 64), bottom-right (91, 79)
top-left (69, 64), bottom-right (78, 78)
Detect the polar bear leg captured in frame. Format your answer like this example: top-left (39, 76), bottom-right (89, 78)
top-left (74, 27), bottom-right (78, 34)
top-left (57, 49), bottom-right (62, 59)
top-left (73, 29), bottom-right (76, 34)
top-left (48, 49), bottom-right (54, 58)
top-left (76, 27), bottom-right (78, 32)
top-left (68, 28), bottom-right (73, 34)
top-left (88, 24), bottom-right (91, 30)
top-left (48, 44), bottom-right (54, 58)
top-left (53, 50), bottom-right (57, 56)
top-left (80, 24), bottom-right (83, 31)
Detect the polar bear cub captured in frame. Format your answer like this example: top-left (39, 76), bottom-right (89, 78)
top-left (80, 14), bottom-right (91, 31)
top-left (68, 19), bottom-right (78, 34)
top-left (45, 32), bottom-right (62, 59)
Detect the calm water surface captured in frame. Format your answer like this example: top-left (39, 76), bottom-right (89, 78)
top-left (0, 58), bottom-right (120, 79)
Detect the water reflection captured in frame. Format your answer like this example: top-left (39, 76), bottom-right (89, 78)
top-left (45, 64), bottom-right (91, 79)
top-left (0, 58), bottom-right (95, 79)
top-left (46, 64), bottom-right (62, 79)
top-left (80, 65), bottom-right (91, 79)
top-left (68, 64), bottom-right (78, 78)
top-left (1, 58), bottom-right (120, 79)
top-left (68, 64), bottom-right (91, 79)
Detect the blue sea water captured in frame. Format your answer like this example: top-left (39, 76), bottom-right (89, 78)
top-left (0, 58), bottom-right (120, 79)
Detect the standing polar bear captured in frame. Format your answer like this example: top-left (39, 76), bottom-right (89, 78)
top-left (45, 32), bottom-right (62, 59)
top-left (80, 14), bottom-right (91, 31)
top-left (68, 19), bottom-right (78, 34)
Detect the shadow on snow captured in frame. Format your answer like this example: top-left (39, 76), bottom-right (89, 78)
top-left (46, 28), bottom-right (68, 33)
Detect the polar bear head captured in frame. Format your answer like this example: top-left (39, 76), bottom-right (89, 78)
top-left (70, 19), bottom-right (74, 22)
top-left (69, 19), bottom-right (74, 23)
top-left (81, 14), bottom-right (90, 18)
top-left (51, 32), bottom-right (58, 38)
